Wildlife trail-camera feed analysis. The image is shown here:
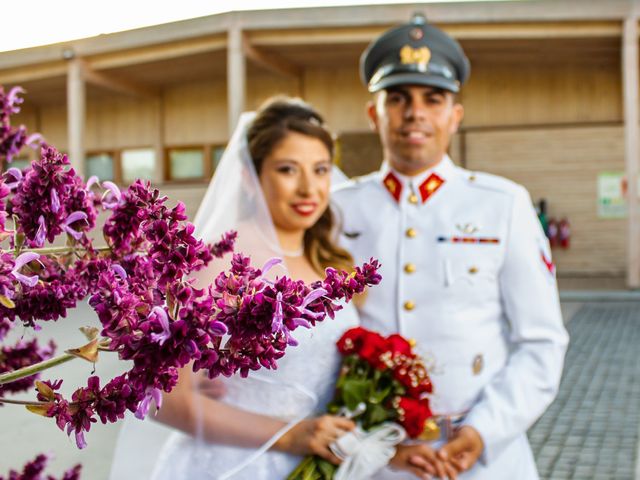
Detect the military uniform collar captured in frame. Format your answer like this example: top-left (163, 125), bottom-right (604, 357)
top-left (380, 155), bottom-right (455, 204)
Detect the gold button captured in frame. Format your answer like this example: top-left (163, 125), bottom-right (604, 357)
top-left (472, 354), bottom-right (484, 375)
top-left (404, 263), bottom-right (416, 274)
top-left (403, 300), bottom-right (415, 311)
top-left (468, 266), bottom-right (478, 274)
top-left (405, 228), bottom-right (417, 238)
top-left (469, 174), bottom-right (476, 182)
top-left (408, 194), bottom-right (419, 204)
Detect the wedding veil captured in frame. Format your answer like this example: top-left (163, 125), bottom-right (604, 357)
top-left (110, 110), bottom-right (350, 479)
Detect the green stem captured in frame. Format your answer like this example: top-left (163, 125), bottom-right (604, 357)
top-left (0, 396), bottom-right (48, 406)
top-left (15, 245), bottom-right (112, 255)
top-left (0, 352), bottom-right (76, 385)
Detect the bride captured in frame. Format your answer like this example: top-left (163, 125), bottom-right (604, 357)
top-left (151, 97), bottom-right (360, 479)
top-left (110, 96), bottom-right (431, 480)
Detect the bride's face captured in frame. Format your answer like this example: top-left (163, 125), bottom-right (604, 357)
top-left (259, 131), bottom-right (332, 234)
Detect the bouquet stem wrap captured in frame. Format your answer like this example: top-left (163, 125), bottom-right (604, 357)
top-left (331, 422), bottom-right (406, 480)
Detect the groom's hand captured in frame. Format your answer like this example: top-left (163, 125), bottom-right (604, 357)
top-left (392, 444), bottom-right (458, 479)
top-left (437, 426), bottom-right (484, 473)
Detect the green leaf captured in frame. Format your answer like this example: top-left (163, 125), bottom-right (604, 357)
top-left (342, 378), bottom-right (371, 411)
top-left (369, 385), bottom-right (392, 404)
top-left (367, 402), bottom-right (391, 426)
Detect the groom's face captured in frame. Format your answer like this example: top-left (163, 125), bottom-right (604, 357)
top-left (367, 85), bottom-right (464, 176)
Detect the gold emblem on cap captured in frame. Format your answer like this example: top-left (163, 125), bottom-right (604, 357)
top-left (472, 354), bottom-right (484, 375)
top-left (400, 45), bottom-right (431, 67)
top-left (420, 418), bottom-right (441, 441)
top-left (410, 27), bottom-right (424, 41)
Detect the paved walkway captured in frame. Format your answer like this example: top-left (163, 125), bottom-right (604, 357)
top-left (528, 302), bottom-right (640, 480)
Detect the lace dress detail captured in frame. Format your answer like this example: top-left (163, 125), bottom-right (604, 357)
top-left (150, 302), bottom-right (358, 480)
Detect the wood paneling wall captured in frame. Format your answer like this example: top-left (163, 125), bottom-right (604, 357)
top-left (465, 125), bottom-right (625, 276)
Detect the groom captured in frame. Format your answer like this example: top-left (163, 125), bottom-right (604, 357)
top-left (333, 14), bottom-right (569, 479)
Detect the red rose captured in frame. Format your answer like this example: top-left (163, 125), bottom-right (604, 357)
top-left (336, 327), bottom-right (370, 355)
top-left (396, 396), bottom-right (433, 438)
top-left (386, 334), bottom-right (414, 358)
top-left (394, 361), bottom-right (433, 398)
top-left (358, 331), bottom-right (388, 369)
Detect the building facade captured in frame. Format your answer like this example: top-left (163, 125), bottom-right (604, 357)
top-left (2, 0), bottom-right (640, 286)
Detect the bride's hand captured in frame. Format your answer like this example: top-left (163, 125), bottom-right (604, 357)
top-left (274, 415), bottom-right (356, 464)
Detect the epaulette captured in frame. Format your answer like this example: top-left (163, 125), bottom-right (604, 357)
top-left (334, 171), bottom-right (379, 192)
top-left (463, 169), bottom-right (521, 195)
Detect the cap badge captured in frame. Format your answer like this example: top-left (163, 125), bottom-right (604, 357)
top-left (400, 45), bottom-right (431, 68)
top-left (409, 27), bottom-right (424, 40)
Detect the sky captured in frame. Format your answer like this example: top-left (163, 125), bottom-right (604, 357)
top-left (1, 0), bottom-right (487, 53)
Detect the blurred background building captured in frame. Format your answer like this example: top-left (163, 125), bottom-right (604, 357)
top-left (1, 0), bottom-right (639, 288)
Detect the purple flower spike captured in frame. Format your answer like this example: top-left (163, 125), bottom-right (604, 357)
top-left (51, 189), bottom-right (60, 213)
top-left (11, 252), bottom-right (40, 287)
top-left (149, 306), bottom-right (171, 346)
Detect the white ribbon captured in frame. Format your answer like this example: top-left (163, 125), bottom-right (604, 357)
top-left (330, 423), bottom-right (407, 480)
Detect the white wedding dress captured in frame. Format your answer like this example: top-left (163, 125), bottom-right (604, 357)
top-left (149, 301), bottom-right (359, 480)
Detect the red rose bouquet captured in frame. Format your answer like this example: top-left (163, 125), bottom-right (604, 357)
top-left (287, 327), bottom-right (433, 479)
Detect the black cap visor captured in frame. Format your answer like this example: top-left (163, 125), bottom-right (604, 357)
top-left (369, 71), bottom-right (460, 93)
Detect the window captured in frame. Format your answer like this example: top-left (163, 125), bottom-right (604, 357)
top-left (86, 152), bottom-right (114, 181)
top-left (167, 148), bottom-right (204, 181)
top-left (211, 146), bottom-right (225, 174)
top-left (6, 155), bottom-right (31, 171)
top-left (121, 148), bottom-right (156, 184)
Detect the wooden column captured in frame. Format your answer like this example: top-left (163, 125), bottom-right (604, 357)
top-left (623, 14), bottom-right (640, 288)
top-left (66, 57), bottom-right (86, 177)
top-left (227, 24), bottom-right (246, 134)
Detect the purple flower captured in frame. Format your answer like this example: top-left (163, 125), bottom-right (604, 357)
top-left (62, 211), bottom-right (88, 240)
top-left (10, 146), bottom-right (97, 247)
top-left (209, 230), bottom-right (238, 258)
top-left (135, 386), bottom-right (162, 419)
top-left (149, 306), bottom-right (171, 346)
top-left (11, 252), bottom-right (41, 287)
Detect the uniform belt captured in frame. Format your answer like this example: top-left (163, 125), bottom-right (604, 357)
top-left (421, 412), bottom-right (467, 442)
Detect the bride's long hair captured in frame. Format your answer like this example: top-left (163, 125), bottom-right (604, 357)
top-left (247, 96), bottom-right (354, 275)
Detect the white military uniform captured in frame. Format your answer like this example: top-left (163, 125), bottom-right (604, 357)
top-left (332, 156), bottom-right (569, 480)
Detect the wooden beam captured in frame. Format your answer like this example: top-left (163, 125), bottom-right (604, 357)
top-left (242, 33), bottom-right (302, 78)
top-left (89, 36), bottom-right (226, 70)
top-left (66, 57), bottom-right (85, 177)
top-left (227, 25), bottom-right (246, 133)
top-left (81, 60), bottom-right (158, 98)
top-left (0, 62), bottom-right (67, 84)
top-left (623, 13), bottom-right (640, 288)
